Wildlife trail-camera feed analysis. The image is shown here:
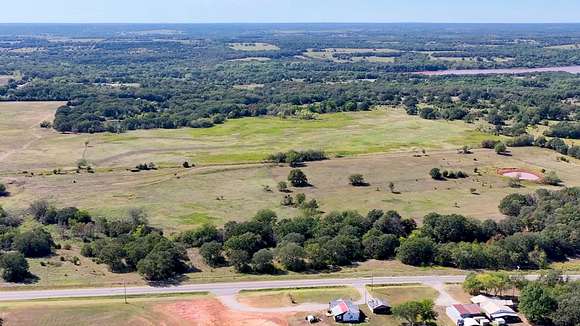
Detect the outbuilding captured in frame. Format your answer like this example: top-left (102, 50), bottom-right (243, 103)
top-left (480, 301), bottom-right (520, 323)
top-left (470, 295), bottom-right (514, 308)
top-left (329, 299), bottom-right (361, 323)
top-left (367, 297), bottom-right (391, 315)
top-left (446, 304), bottom-right (484, 325)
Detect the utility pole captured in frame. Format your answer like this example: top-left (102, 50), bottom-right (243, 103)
top-left (124, 280), bottom-right (128, 304)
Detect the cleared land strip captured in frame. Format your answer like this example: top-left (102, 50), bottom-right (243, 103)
top-left (1, 274), bottom-right (579, 302)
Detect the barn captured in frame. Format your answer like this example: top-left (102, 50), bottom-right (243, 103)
top-left (367, 297), bottom-right (391, 314)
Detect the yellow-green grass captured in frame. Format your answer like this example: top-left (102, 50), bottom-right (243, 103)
top-left (303, 48), bottom-right (400, 63)
top-left (232, 83), bottom-right (266, 90)
top-left (0, 104), bottom-right (500, 173)
top-left (2, 146), bottom-right (578, 232)
top-left (229, 42), bottom-right (280, 51)
top-left (550, 259), bottom-right (580, 272)
top-left (0, 101), bottom-right (65, 166)
top-left (367, 284), bottom-right (438, 306)
top-left (428, 56), bottom-right (514, 63)
top-left (227, 57), bottom-right (271, 62)
top-left (0, 293), bottom-right (207, 326)
top-left (1, 254), bottom-right (464, 290)
top-left (351, 56), bottom-right (396, 63)
top-left (359, 284), bottom-right (451, 326)
top-left (444, 284), bottom-right (472, 303)
top-left (358, 305), bottom-right (453, 326)
top-left (237, 286), bottom-right (360, 308)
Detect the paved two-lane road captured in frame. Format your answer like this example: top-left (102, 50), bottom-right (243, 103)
top-left (1, 274), bottom-right (578, 302)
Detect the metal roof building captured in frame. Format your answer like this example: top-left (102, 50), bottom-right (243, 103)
top-left (329, 299), bottom-right (361, 323)
top-left (367, 297), bottom-right (391, 314)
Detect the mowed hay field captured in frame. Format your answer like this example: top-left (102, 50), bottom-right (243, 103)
top-left (1, 102), bottom-right (578, 232)
top-left (0, 101), bottom-right (65, 166)
top-left (0, 103), bottom-right (496, 173)
top-left (2, 147), bottom-right (579, 232)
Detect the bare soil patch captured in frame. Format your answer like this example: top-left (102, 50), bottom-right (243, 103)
top-left (160, 297), bottom-right (291, 326)
top-left (498, 168), bottom-right (542, 181)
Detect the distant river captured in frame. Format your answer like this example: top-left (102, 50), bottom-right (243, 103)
top-left (416, 65), bottom-right (580, 76)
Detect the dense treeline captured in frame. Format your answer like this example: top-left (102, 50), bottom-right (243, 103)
top-left (1, 186), bottom-right (579, 283)
top-left (175, 187), bottom-right (579, 274)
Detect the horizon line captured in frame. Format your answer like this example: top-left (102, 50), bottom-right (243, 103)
top-left (1, 21), bottom-right (580, 25)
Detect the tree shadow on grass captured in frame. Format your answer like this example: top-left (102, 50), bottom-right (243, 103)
top-left (148, 274), bottom-right (191, 287)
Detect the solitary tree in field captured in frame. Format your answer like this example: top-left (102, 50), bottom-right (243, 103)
top-left (288, 169), bottom-right (309, 187)
top-left (0, 252), bottom-right (30, 282)
top-left (349, 174), bottom-right (368, 186)
top-left (543, 171), bottom-right (562, 186)
top-left (277, 181), bottom-right (289, 193)
top-left (429, 168), bottom-right (443, 180)
top-left (392, 299), bottom-right (437, 326)
top-left (494, 142), bottom-right (508, 155)
top-left (388, 182), bottom-right (396, 193)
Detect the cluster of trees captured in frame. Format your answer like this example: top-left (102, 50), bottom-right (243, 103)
top-left (265, 149), bottom-right (327, 166)
top-left (429, 168), bottom-right (468, 180)
top-left (392, 299), bottom-right (437, 326)
top-left (177, 209), bottom-right (416, 273)
top-left (464, 271), bottom-right (579, 326)
top-left (132, 162), bottom-right (158, 172)
top-left (483, 134), bottom-right (580, 159)
top-left (519, 274), bottom-right (579, 326)
top-left (72, 209), bottom-right (190, 281)
top-left (173, 186), bottom-right (579, 275)
top-left (0, 205), bottom-right (55, 282)
top-left (17, 200), bottom-right (190, 282)
top-left (401, 188), bottom-right (580, 270)
top-left (545, 122), bottom-right (580, 139)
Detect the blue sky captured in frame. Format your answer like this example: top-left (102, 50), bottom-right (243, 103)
top-left (1, 0), bottom-right (579, 23)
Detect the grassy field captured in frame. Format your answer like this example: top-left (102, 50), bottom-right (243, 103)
top-left (2, 145), bottom-right (577, 231)
top-left (9, 249), bottom-right (463, 289)
top-left (428, 56), bottom-right (514, 63)
top-left (304, 48), bottom-right (400, 63)
top-left (1, 101), bottom-right (579, 291)
top-left (0, 293), bottom-right (209, 326)
top-left (228, 57), bottom-right (272, 62)
top-left (546, 43), bottom-right (580, 50)
top-left (358, 284), bottom-right (451, 326)
top-left (0, 103), bottom-right (498, 173)
top-left (367, 284), bottom-right (438, 306)
top-left (229, 42), bottom-right (280, 51)
top-left (237, 286), bottom-right (360, 308)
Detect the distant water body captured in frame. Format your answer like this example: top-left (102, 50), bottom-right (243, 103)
top-left (416, 66), bottom-right (580, 76)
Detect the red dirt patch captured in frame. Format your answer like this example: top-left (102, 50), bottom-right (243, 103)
top-left (497, 168), bottom-right (542, 181)
top-left (157, 298), bottom-right (292, 326)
